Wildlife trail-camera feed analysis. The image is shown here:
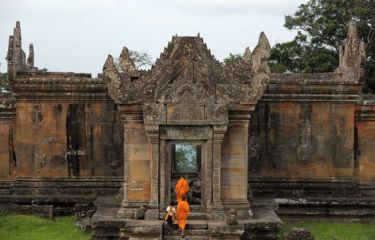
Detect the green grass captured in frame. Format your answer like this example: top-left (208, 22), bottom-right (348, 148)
top-left (1, 215), bottom-right (375, 240)
top-left (280, 220), bottom-right (375, 240)
top-left (0, 215), bottom-right (90, 240)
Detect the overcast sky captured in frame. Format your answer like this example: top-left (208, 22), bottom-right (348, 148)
top-left (0, 0), bottom-right (307, 76)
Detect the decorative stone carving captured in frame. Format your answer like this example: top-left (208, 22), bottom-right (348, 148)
top-left (102, 33), bottom-right (272, 106)
top-left (144, 104), bottom-right (166, 125)
top-left (226, 209), bottom-right (238, 225)
top-left (167, 104), bottom-right (205, 124)
top-left (6, 21), bottom-right (37, 81)
top-left (243, 47), bottom-right (252, 64)
top-left (119, 47), bottom-right (136, 72)
top-left (335, 21), bottom-right (366, 81)
top-left (206, 104), bottom-right (228, 124)
top-left (102, 55), bottom-right (126, 103)
top-left (27, 44), bottom-right (34, 68)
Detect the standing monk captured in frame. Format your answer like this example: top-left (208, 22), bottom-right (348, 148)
top-left (176, 195), bottom-right (190, 237)
top-left (175, 176), bottom-right (190, 203)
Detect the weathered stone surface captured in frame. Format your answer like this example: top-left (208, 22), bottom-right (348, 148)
top-left (336, 21), bottom-right (366, 81)
top-left (2, 20), bottom-right (375, 239)
top-left (103, 34), bottom-right (271, 105)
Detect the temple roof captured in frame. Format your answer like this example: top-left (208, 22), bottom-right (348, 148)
top-left (103, 33), bottom-right (271, 105)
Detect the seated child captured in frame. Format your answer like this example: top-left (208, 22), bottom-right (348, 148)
top-left (164, 201), bottom-right (176, 233)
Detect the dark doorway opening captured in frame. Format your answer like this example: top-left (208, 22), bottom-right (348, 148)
top-left (171, 143), bottom-right (202, 205)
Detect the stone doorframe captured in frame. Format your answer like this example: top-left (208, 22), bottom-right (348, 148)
top-left (117, 103), bottom-right (254, 220)
top-left (157, 126), bottom-right (227, 216)
top-left (142, 103), bottom-right (229, 220)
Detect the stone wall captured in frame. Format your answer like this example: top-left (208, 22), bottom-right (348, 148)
top-left (10, 73), bottom-right (123, 178)
top-left (0, 93), bottom-right (16, 180)
top-left (250, 101), bottom-right (355, 179)
top-left (248, 73), bottom-right (365, 199)
top-left (355, 95), bottom-right (375, 182)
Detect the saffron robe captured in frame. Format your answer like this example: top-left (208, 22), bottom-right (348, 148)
top-left (175, 177), bottom-right (190, 202)
top-left (176, 200), bottom-right (190, 230)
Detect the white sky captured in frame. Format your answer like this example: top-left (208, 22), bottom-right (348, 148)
top-left (0, 0), bottom-right (307, 76)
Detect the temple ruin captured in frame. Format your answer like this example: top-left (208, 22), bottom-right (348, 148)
top-left (0, 21), bottom-right (374, 239)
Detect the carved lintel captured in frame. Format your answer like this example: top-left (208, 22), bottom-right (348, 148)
top-left (166, 104), bottom-right (205, 125)
top-left (160, 126), bottom-right (212, 140)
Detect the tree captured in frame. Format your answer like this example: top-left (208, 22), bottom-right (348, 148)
top-left (115, 50), bottom-right (153, 71)
top-left (0, 62), bottom-right (10, 92)
top-left (129, 50), bottom-right (152, 70)
top-left (175, 145), bottom-right (197, 173)
top-left (223, 53), bottom-right (243, 66)
top-left (269, 0), bottom-right (375, 92)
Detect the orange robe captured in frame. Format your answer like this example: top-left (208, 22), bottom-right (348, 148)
top-left (176, 200), bottom-right (190, 230)
top-left (175, 177), bottom-right (190, 202)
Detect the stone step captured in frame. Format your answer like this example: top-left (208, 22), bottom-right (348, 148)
top-left (164, 229), bottom-right (208, 236)
top-left (188, 212), bottom-right (207, 220)
top-left (185, 220), bottom-right (208, 230)
top-left (163, 220), bottom-right (208, 231)
top-left (165, 236), bottom-right (208, 240)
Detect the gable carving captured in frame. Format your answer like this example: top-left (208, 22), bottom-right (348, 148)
top-left (103, 33), bottom-right (271, 106)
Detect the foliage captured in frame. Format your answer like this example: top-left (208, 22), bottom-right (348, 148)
top-left (115, 50), bottom-right (153, 71)
top-left (269, 0), bottom-right (375, 92)
top-left (223, 53), bottom-right (243, 66)
top-left (0, 62), bottom-right (10, 92)
top-left (269, 40), bottom-right (338, 73)
top-left (280, 220), bottom-right (375, 240)
top-left (0, 215), bottom-right (90, 240)
top-left (175, 144), bottom-right (197, 173)
top-left (128, 50), bottom-right (153, 70)
top-left (0, 73), bottom-right (10, 92)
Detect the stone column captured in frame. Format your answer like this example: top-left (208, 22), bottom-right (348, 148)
top-left (145, 125), bottom-right (160, 220)
top-left (159, 139), bottom-right (166, 214)
top-left (211, 125), bottom-right (227, 218)
top-left (205, 139), bottom-right (213, 209)
top-left (117, 105), bottom-right (144, 219)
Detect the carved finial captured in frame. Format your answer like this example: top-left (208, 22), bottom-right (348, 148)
top-left (103, 54), bottom-right (116, 72)
top-left (13, 21), bottom-right (22, 48)
top-left (243, 47), bottom-right (252, 64)
top-left (197, 32), bottom-right (200, 38)
top-left (119, 47), bottom-right (136, 72)
top-left (102, 54), bottom-right (126, 103)
top-left (251, 32), bottom-right (271, 74)
top-left (27, 44), bottom-right (34, 68)
top-left (336, 21), bottom-right (366, 81)
top-left (7, 21), bottom-right (28, 80)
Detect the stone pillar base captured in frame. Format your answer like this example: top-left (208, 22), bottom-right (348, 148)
top-left (145, 208), bottom-right (160, 220)
top-left (207, 203), bottom-right (226, 220)
top-left (117, 207), bottom-right (136, 219)
top-left (208, 221), bottom-right (245, 240)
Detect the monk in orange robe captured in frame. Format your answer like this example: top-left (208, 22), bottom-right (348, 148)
top-left (175, 176), bottom-right (190, 203)
top-left (176, 195), bottom-right (190, 237)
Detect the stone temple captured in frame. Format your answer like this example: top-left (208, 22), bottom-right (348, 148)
top-left (0, 21), bottom-right (374, 239)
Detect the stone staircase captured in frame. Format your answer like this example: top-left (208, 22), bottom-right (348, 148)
top-left (163, 206), bottom-right (208, 240)
top-left (163, 220), bottom-right (208, 240)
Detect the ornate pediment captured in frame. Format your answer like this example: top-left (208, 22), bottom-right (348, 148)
top-left (102, 33), bottom-right (271, 105)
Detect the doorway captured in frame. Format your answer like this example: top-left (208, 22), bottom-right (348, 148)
top-left (169, 142), bottom-right (202, 205)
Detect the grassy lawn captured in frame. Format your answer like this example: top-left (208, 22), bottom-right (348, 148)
top-left (1, 215), bottom-right (375, 240)
top-left (280, 220), bottom-right (375, 240)
top-left (0, 215), bottom-right (90, 240)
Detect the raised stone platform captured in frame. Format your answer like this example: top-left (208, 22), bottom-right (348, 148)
top-left (89, 197), bottom-right (282, 240)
